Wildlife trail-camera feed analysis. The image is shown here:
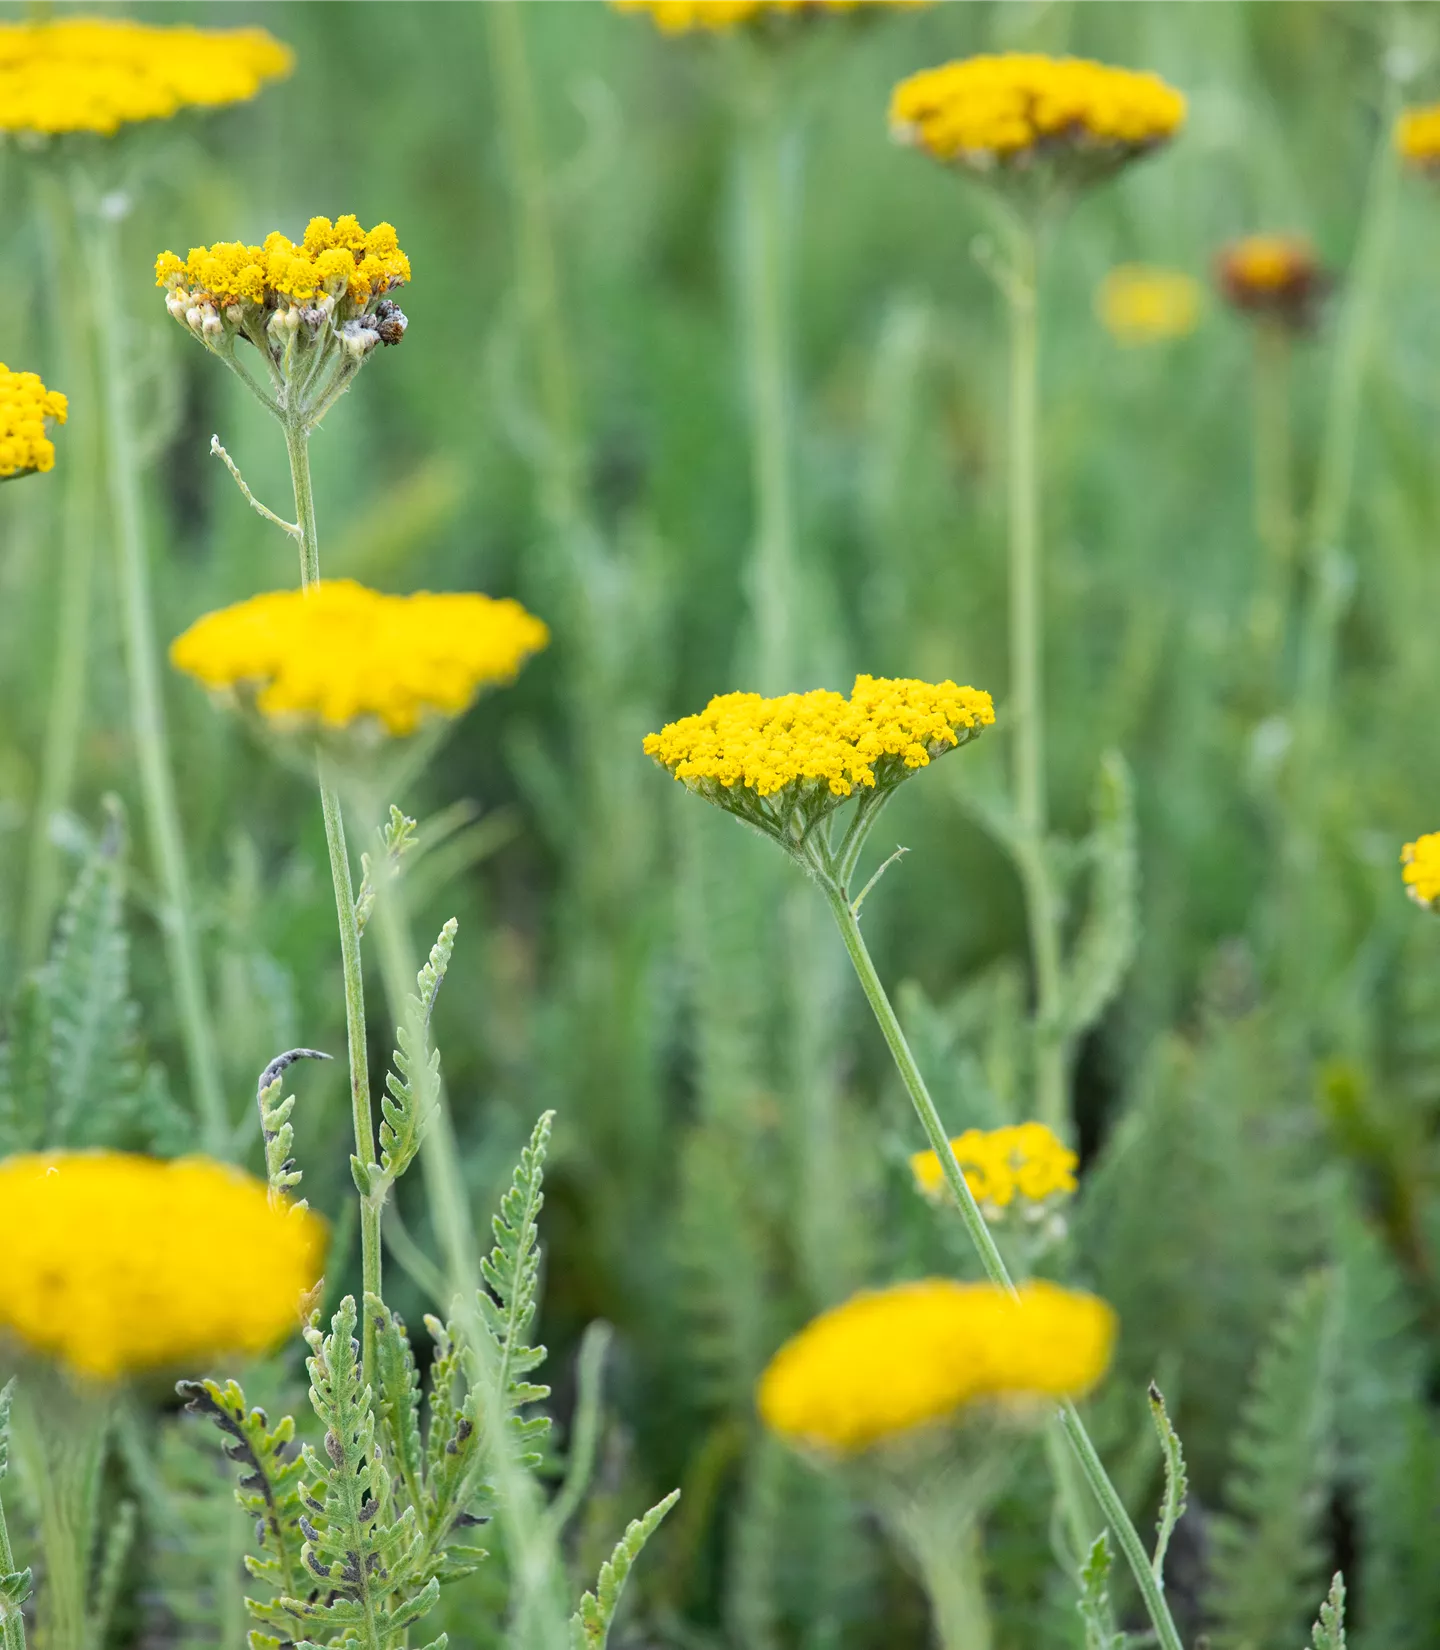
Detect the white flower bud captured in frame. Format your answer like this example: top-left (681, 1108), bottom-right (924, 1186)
top-left (340, 320), bottom-right (379, 360)
top-left (201, 307), bottom-right (224, 338)
top-left (185, 306), bottom-right (205, 333)
top-left (166, 293), bottom-right (188, 321)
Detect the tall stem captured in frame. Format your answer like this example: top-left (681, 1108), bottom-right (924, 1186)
top-left (1002, 224), bottom-right (1067, 1133)
top-left (11, 1390), bottom-right (107, 1650)
top-left (818, 879), bottom-right (1184, 1650)
top-left (79, 190), bottom-right (227, 1155)
top-left (890, 1502), bottom-right (993, 1650)
top-left (1248, 322), bottom-right (1294, 684)
top-left (285, 417), bottom-right (322, 590)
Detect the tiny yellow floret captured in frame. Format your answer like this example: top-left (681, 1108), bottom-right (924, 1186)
top-left (1096, 265), bottom-right (1201, 345)
top-left (891, 53), bottom-right (1185, 175)
top-left (170, 580), bottom-right (549, 738)
top-left (758, 1279), bottom-right (1115, 1453)
top-left (0, 363), bottom-right (68, 480)
top-left (0, 1152), bottom-right (325, 1379)
top-left (612, 0), bottom-right (928, 34)
top-left (910, 1122), bottom-right (1077, 1211)
top-left (1401, 832), bottom-right (1440, 911)
top-left (0, 18), bottom-right (291, 136)
top-left (1397, 103), bottom-right (1440, 169)
top-left (156, 216), bottom-right (410, 309)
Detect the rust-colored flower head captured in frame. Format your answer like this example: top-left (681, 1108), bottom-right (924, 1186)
top-left (1215, 234), bottom-right (1329, 333)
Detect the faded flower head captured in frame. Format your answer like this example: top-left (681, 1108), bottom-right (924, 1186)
top-left (758, 1279), bottom-right (1115, 1453)
top-left (156, 216), bottom-right (410, 427)
top-left (910, 1122), bottom-right (1077, 1219)
top-left (170, 579), bottom-right (549, 740)
top-left (1216, 234), bottom-right (1327, 332)
top-left (0, 17), bottom-right (290, 137)
top-left (1096, 265), bottom-right (1202, 345)
top-left (891, 54), bottom-right (1184, 194)
top-left (612, 0), bottom-right (929, 34)
top-left (644, 674), bottom-right (993, 846)
top-left (0, 364), bottom-right (67, 480)
top-left (0, 1152), bottom-right (325, 1380)
top-left (1401, 832), bottom-right (1440, 911)
top-left (1397, 103), bottom-right (1440, 171)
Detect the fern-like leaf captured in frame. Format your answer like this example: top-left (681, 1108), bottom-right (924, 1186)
top-left (256, 1048), bottom-right (329, 1208)
top-left (0, 1380), bottom-right (30, 1650)
top-left (377, 920), bottom-right (457, 1192)
top-left (1058, 751), bottom-right (1139, 1043)
top-left (1148, 1381), bottom-right (1188, 1584)
top-left (570, 1489), bottom-right (679, 1649)
top-left (1076, 1533), bottom-right (1125, 1650)
top-left (1309, 1572), bottom-right (1346, 1650)
top-left (370, 1295), bottom-right (426, 1520)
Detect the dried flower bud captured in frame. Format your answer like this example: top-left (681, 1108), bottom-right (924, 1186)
top-left (1215, 234), bottom-right (1328, 333)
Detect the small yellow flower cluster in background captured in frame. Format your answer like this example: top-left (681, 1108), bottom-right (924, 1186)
top-left (0, 1152), bottom-right (325, 1379)
top-left (1397, 103), bottom-right (1440, 169)
top-left (1096, 265), bottom-right (1202, 345)
top-left (910, 1122), bottom-right (1077, 1215)
top-left (891, 53), bottom-right (1185, 173)
top-left (612, 0), bottom-right (928, 34)
top-left (156, 216), bottom-right (410, 312)
top-left (171, 580), bottom-right (550, 738)
top-left (1215, 234), bottom-right (1326, 331)
top-left (758, 1279), bottom-right (1115, 1453)
top-left (1401, 832), bottom-right (1440, 910)
top-left (645, 675), bottom-right (994, 801)
top-left (0, 18), bottom-right (291, 136)
top-left (0, 364), bottom-right (68, 479)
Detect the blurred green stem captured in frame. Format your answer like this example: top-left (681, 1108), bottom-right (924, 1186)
top-left (22, 171), bottom-right (100, 968)
top-left (79, 188), bottom-right (228, 1156)
top-left (1248, 322), bottom-right (1294, 680)
top-left (817, 876), bottom-right (1184, 1650)
top-left (888, 1499), bottom-right (993, 1650)
top-left (11, 1389), bottom-right (106, 1650)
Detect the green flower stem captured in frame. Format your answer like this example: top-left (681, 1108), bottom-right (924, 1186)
top-left (284, 416), bottom-right (322, 590)
top-left (888, 1499), bottom-right (994, 1650)
top-left (1248, 322), bottom-right (1295, 681)
top-left (11, 1389), bottom-right (107, 1650)
top-left (1001, 220), bottom-right (1068, 1135)
top-left (79, 190), bottom-right (227, 1156)
top-left (21, 171), bottom-right (100, 969)
top-left (818, 876), bottom-right (1185, 1650)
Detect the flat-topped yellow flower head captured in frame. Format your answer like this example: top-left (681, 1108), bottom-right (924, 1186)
top-left (1397, 103), bottom-right (1440, 171)
top-left (1402, 832), bottom-right (1440, 911)
top-left (613, 0), bottom-right (928, 35)
top-left (758, 1279), bottom-right (1115, 1453)
top-left (1096, 265), bottom-right (1201, 345)
top-left (891, 54), bottom-right (1184, 193)
top-left (0, 17), bottom-right (290, 137)
top-left (0, 364), bottom-right (67, 481)
top-left (1216, 234), bottom-right (1327, 332)
top-left (171, 580), bottom-right (549, 740)
top-left (0, 1152), bottom-right (325, 1380)
top-left (911, 1122), bottom-right (1077, 1216)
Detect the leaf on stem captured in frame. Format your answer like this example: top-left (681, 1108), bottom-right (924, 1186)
top-left (570, 1489), bottom-right (680, 1649)
top-left (1309, 1572), bottom-right (1347, 1650)
top-left (1148, 1381), bottom-right (1188, 1583)
top-left (1057, 751), bottom-right (1139, 1044)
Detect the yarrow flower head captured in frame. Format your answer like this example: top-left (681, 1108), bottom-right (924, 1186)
top-left (890, 54), bottom-right (1184, 197)
top-left (0, 364), bottom-right (67, 481)
top-left (611, 0), bottom-right (929, 35)
top-left (1096, 265), bottom-right (1202, 345)
top-left (1215, 234), bottom-right (1328, 333)
top-left (0, 1152), bottom-right (325, 1380)
top-left (757, 1279), bottom-right (1115, 1453)
top-left (0, 18), bottom-right (291, 138)
top-left (1397, 103), bottom-right (1440, 172)
top-left (644, 674), bottom-right (993, 856)
top-left (910, 1122), bottom-right (1077, 1219)
top-left (1401, 832), bottom-right (1440, 911)
top-left (156, 216), bottom-right (410, 428)
top-left (170, 579), bottom-right (549, 742)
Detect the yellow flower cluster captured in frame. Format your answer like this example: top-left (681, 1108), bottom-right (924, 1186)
top-left (1096, 265), bottom-right (1202, 345)
top-left (0, 1152), bottom-right (325, 1379)
top-left (0, 18), bottom-right (291, 136)
top-left (0, 364), bottom-right (67, 480)
top-left (156, 216), bottom-right (410, 310)
top-left (613, 0), bottom-right (927, 33)
top-left (891, 53), bottom-right (1185, 171)
top-left (170, 580), bottom-right (549, 738)
top-left (644, 675), bottom-right (994, 800)
top-left (1401, 833), bottom-right (1440, 910)
top-left (758, 1279), bottom-right (1115, 1453)
top-left (1215, 234), bottom-right (1325, 330)
top-left (910, 1122), bottom-right (1077, 1212)
top-left (1397, 103), bottom-right (1440, 168)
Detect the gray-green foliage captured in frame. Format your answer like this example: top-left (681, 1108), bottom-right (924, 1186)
top-left (376, 918), bottom-right (457, 1194)
top-left (0, 1381), bottom-right (31, 1650)
top-left (1076, 1534), bottom-right (1123, 1650)
top-left (1057, 751), bottom-right (1140, 1044)
top-left (1147, 1382), bottom-right (1188, 1587)
top-left (1311, 1574), bottom-right (1348, 1650)
top-left (570, 1489), bottom-right (679, 1650)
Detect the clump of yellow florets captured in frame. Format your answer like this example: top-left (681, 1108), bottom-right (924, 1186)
top-left (1397, 103), bottom-right (1440, 170)
top-left (0, 18), bottom-right (290, 137)
top-left (891, 53), bottom-right (1185, 181)
top-left (757, 1279), bottom-right (1115, 1453)
top-left (910, 1122), bottom-right (1077, 1217)
top-left (156, 216), bottom-right (410, 313)
top-left (170, 580), bottom-right (549, 739)
top-left (0, 1152), bottom-right (325, 1380)
top-left (0, 364), bottom-right (67, 480)
top-left (1401, 832), bottom-right (1440, 911)
top-left (1096, 265), bottom-right (1202, 345)
top-left (612, 0), bottom-right (928, 34)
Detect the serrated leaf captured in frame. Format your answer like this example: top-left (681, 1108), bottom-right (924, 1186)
top-left (377, 919), bottom-right (457, 1193)
top-left (1057, 750), bottom-right (1139, 1043)
top-left (1076, 1532), bottom-right (1124, 1650)
top-left (370, 1294), bottom-right (425, 1518)
top-left (0, 1382), bottom-right (12, 1484)
top-left (1148, 1380), bottom-right (1188, 1584)
top-left (570, 1489), bottom-right (679, 1649)
top-left (1309, 1572), bottom-right (1346, 1650)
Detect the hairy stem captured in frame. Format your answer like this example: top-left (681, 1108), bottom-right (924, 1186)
top-left (0, 1482), bottom-right (24, 1650)
top-left (79, 189), bottom-right (227, 1154)
top-left (1248, 322), bottom-right (1295, 683)
top-left (284, 417), bottom-right (321, 590)
top-left (11, 1390), bottom-right (107, 1650)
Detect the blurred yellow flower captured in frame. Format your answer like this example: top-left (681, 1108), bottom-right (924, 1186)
top-left (1397, 103), bottom-right (1440, 169)
top-left (1096, 265), bottom-right (1202, 345)
top-left (1215, 234), bottom-right (1326, 331)
top-left (0, 17), bottom-right (291, 136)
top-left (1401, 832), bottom-right (1440, 910)
top-left (171, 580), bottom-right (549, 738)
top-left (758, 1279), bottom-right (1115, 1452)
top-left (891, 53), bottom-right (1184, 177)
top-left (910, 1122), bottom-right (1077, 1211)
top-left (156, 216), bottom-right (411, 313)
top-left (613, 0), bottom-right (927, 33)
top-left (0, 364), bottom-right (67, 480)
top-left (0, 1152), bottom-right (325, 1380)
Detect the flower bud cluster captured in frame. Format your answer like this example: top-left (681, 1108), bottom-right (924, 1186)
top-left (0, 363), bottom-right (68, 480)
